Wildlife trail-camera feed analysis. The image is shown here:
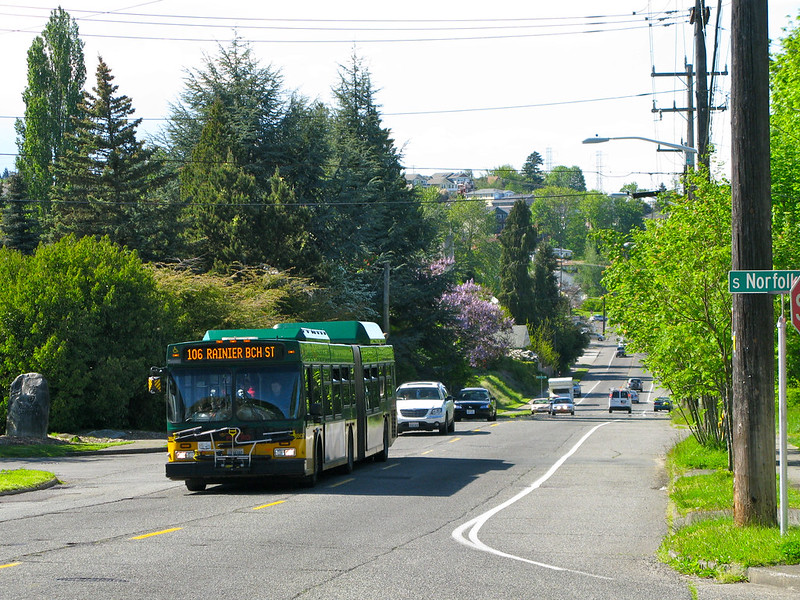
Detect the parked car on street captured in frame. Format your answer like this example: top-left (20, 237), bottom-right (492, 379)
top-left (530, 397), bottom-right (552, 415)
top-left (550, 396), bottom-right (575, 416)
top-left (627, 377), bottom-right (643, 391)
top-left (608, 389), bottom-right (632, 413)
top-left (654, 397), bottom-right (674, 412)
top-left (396, 381), bottom-right (455, 434)
top-left (454, 387), bottom-right (497, 421)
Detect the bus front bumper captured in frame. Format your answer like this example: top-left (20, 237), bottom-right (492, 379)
top-left (166, 457), bottom-right (307, 481)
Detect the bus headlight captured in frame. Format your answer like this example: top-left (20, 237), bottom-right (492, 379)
top-left (274, 447), bottom-right (296, 458)
top-left (174, 450), bottom-right (195, 460)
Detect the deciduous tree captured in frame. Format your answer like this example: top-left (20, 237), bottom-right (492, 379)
top-left (15, 7), bottom-right (85, 212)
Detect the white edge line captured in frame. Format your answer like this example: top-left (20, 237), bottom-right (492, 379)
top-left (452, 421), bottom-right (613, 580)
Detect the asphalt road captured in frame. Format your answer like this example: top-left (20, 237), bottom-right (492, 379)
top-left (1, 335), bottom-right (797, 599)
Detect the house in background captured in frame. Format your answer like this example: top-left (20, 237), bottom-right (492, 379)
top-left (404, 171), bottom-right (474, 195)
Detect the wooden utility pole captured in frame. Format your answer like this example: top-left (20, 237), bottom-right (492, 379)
top-left (693, 0), bottom-right (710, 164)
top-left (731, 0), bottom-right (776, 527)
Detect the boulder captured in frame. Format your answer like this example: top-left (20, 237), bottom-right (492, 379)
top-left (7, 373), bottom-right (50, 439)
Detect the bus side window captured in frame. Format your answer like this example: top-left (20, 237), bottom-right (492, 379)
top-left (306, 367), bottom-right (322, 416)
top-left (386, 364), bottom-right (395, 398)
top-left (379, 364), bottom-right (386, 399)
top-left (365, 365), bottom-right (379, 410)
top-left (321, 365), bottom-right (332, 416)
top-left (331, 366), bottom-right (342, 416)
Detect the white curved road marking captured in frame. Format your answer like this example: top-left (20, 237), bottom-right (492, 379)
top-left (452, 421), bottom-right (613, 580)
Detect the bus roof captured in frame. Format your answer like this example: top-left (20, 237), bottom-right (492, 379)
top-left (203, 321), bottom-right (386, 345)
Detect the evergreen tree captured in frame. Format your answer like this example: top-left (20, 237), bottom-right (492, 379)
top-left (1, 172), bottom-right (40, 254)
top-left (522, 151), bottom-right (545, 189)
top-left (15, 7), bottom-right (85, 213)
top-left (51, 57), bottom-right (167, 248)
top-left (326, 52), bottom-right (436, 303)
top-left (530, 243), bottom-right (564, 326)
top-left (498, 200), bottom-right (537, 324)
top-left (164, 38), bottom-right (285, 185)
top-left (179, 97), bottom-right (261, 268)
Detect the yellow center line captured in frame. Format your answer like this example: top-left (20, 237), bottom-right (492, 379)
top-left (381, 462), bottom-right (399, 470)
top-left (421, 449), bottom-right (434, 455)
top-left (253, 500), bottom-right (286, 510)
top-left (448, 437), bottom-right (461, 443)
top-left (328, 477), bottom-right (354, 488)
top-left (0, 562), bottom-right (21, 569)
top-left (490, 423), bottom-right (500, 427)
top-left (130, 527), bottom-right (182, 540)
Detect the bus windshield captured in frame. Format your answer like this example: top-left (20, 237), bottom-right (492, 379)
top-left (167, 365), bottom-right (301, 424)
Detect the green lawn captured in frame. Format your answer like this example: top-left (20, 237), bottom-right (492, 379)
top-left (0, 439), bottom-right (130, 459)
top-left (0, 468), bottom-right (57, 493)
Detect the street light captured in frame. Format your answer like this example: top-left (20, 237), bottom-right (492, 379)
top-left (583, 135), bottom-right (698, 193)
top-left (582, 135), bottom-right (698, 155)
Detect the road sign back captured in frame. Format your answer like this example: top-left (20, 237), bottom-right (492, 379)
top-left (791, 277), bottom-right (800, 334)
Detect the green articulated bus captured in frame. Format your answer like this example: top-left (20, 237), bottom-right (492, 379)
top-left (148, 321), bottom-right (398, 491)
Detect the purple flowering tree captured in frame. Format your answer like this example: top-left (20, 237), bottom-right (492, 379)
top-left (440, 280), bottom-right (514, 368)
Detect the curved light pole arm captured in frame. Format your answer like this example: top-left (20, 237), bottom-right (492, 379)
top-left (582, 136), bottom-right (697, 153)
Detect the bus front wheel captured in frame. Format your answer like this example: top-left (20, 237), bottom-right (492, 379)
top-left (185, 479), bottom-right (206, 492)
top-left (376, 422), bottom-right (390, 462)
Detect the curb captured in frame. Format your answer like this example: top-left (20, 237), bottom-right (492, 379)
top-left (748, 565), bottom-right (800, 590)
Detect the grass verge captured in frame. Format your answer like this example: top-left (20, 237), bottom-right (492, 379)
top-left (0, 468), bottom-right (57, 493)
top-left (0, 439), bottom-right (130, 459)
top-left (660, 434), bottom-right (800, 582)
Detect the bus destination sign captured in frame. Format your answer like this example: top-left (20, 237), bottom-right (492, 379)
top-left (180, 341), bottom-right (285, 363)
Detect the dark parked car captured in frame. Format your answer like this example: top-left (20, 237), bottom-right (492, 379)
top-left (454, 387), bottom-right (497, 422)
top-left (654, 397), bottom-right (674, 412)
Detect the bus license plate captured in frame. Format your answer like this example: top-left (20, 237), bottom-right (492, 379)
top-left (409, 422), bottom-right (419, 428)
top-left (227, 449), bottom-right (244, 455)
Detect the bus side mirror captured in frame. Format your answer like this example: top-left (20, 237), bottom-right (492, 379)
top-left (149, 367), bottom-right (165, 395)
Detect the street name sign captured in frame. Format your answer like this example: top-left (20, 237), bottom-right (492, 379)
top-left (728, 270), bottom-right (800, 294)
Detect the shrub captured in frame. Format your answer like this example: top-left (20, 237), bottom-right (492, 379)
top-left (0, 236), bottom-right (166, 431)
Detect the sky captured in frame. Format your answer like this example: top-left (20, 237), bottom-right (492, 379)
top-left (1, 1), bottom-right (798, 193)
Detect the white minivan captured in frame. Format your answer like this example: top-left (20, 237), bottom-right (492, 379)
top-left (608, 388), bottom-right (633, 414)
